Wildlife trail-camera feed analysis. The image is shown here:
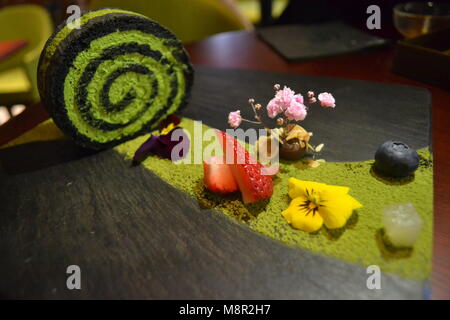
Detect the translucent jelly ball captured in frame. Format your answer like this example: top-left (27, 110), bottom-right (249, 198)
top-left (382, 203), bottom-right (422, 248)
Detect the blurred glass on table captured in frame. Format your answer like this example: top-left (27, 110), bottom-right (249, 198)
top-left (393, 1), bottom-right (450, 38)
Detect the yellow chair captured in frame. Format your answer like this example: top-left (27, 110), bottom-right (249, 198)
top-left (235, 0), bottom-right (289, 25)
top-left (89, 0), bottom-right (252, 43)
top-left (0, 4), bottom-right (53, 105)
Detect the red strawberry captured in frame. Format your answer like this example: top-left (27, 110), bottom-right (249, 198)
top-left (203, 155), bottom-right (238, 194)
top-left (262, 164), bottom-right (279, 177)
top-left (216, 130), bottom-right (273, 203)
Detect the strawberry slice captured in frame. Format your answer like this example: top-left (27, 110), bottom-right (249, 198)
top-left (203, 155), bottom-right (238, 194)
top-left (262, 164), bottom-right (279, 177)
top-left (216, 130), bottom-right (273, 203)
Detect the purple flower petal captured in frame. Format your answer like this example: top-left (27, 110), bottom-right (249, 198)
top-left (158, 128), bottom-right (190, 160)
top-left (132, 135), bottom-right (161, 165)
top-left (132, 128), bottom-right (190, 165)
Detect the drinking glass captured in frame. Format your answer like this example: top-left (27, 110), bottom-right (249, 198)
top-left (393, 1), bottom-right (450, 38)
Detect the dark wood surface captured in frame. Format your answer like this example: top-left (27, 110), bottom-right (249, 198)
top-left (0, 30), bottom-right (448, 299)
top-left (0, 64), bottom-right (434, 299)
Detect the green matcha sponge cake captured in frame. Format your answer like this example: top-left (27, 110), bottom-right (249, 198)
top-left (38, 8), bottom-right (194, 149)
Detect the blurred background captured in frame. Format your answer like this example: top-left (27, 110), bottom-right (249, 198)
top-left (0, 0), bottom-right (449, 126)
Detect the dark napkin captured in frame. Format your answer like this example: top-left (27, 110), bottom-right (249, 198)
top-left (258, 21), bottom-right (389, 61)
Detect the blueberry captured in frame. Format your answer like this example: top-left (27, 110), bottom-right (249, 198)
top-left (374, 141), bottom-right (419, 178)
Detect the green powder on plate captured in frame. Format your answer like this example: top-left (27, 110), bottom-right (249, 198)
top-left (4, 118), bottom-right (433, 281)
top-left (115, 118), bottom-right (433, 281)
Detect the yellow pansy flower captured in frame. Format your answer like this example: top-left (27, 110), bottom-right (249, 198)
top-left (282, 178), bottom-right (362, 232)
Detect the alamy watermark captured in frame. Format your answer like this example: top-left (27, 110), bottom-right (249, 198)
top-left (66, 5), bottom-right (81, 30)
top-left (366, 5), bottom-right (381, 30)
top-left (66, 265), bottom-right (81, 290)
top-left (366, 265), bottom-right (381, 290)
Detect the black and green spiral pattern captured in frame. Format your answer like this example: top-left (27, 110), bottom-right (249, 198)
top-left (38, 8), bottom-right (193, 149)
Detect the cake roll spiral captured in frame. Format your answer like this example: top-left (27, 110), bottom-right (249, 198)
top-left (38, 8), bottom-right (194, 149)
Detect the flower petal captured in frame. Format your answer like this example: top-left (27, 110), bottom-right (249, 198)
top-left (132, 135), bottom-right (161, 165)
top-left (318, 190), bottom-right (362, 229)
top-left (288, 178), bottom-right (326, 198)
top-left (350, 196), bottom-right (363, 210)
top-left (318, 92), bottom-right (336, 108)
top-left (228, 110), bottom-right (242, 128)
top-left (288, 178), bottom-right (349, 199)
top-left (157, 128), bottom-right (190, 160)
top-left (323, 183), bottom-right (350, 195)
top-left (284, 101), bottom-right (307, 121)
top-left (267, 98), bottom-right (283, 118)
top-left (282, 197), bottom-right (324, 232)
top-left (133, 128), bottom-right (190, 164)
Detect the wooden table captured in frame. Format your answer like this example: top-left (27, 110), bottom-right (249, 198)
top-left (1, 30), bottom-right (449, 299)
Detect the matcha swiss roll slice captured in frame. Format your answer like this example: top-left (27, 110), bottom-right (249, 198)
top-left (38, 8), bottom-right (194, 150)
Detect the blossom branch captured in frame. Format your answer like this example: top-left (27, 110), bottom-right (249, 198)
top-left (227, 84), bottom-right (335, 142)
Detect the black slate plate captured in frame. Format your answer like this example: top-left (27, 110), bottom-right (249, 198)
top-left (182, 66), bottom-right (431, 162)
top-left (0, 66), bottom-right (431, 299)
top-left (257, 21), bottom-right (390, 61)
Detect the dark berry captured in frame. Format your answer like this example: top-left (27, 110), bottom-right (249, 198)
top-left (374, 141), bottom-right (419, 178)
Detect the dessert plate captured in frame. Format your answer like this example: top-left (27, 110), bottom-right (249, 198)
top-left (0, 66), bottom-right (432, 299)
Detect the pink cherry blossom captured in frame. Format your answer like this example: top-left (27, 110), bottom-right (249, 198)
top-left (267, 86), bottom-right (299, 118)
top-left (267, 98), bottom-right (284, 118)
top-left (275, 86), bottom-right (296, 107)
top-left (294, 94), bottom-right (304, 104)
top-left (318, 92), bottom-right (336, 108)
top-left (228, 110), bottom-right (242, 128)
top-left (285, 102), bottom-right (307, 121)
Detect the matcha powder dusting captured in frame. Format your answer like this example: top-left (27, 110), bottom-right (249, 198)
top-left (249, 149), bottom-right (432, 281)
top-left (115, 120), bottom-right (433, 281)
top-left (3, 117), bottom-right (433, 281)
